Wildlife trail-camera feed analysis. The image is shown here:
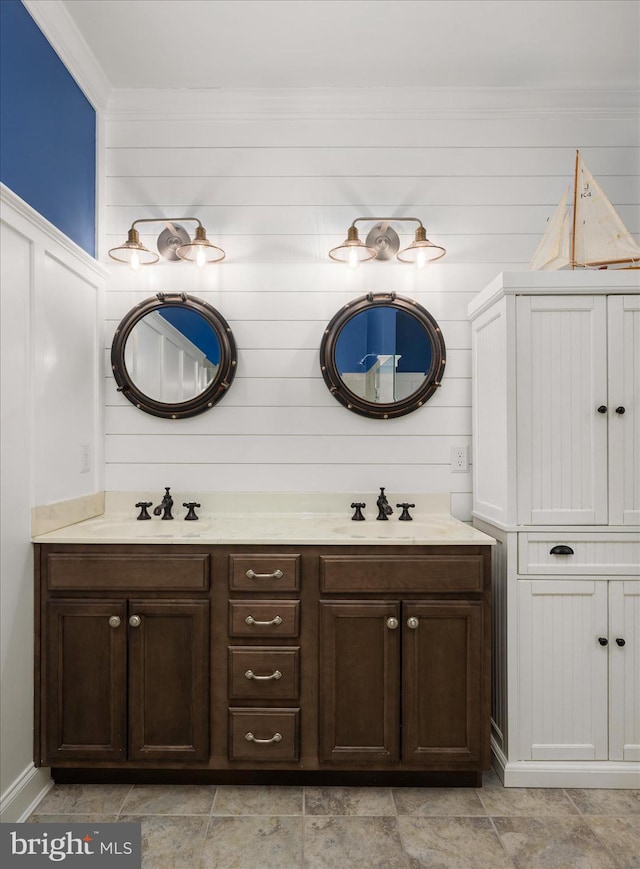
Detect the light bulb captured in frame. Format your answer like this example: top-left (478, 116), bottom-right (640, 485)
top-left (415, 248), bottom-right (427, 269)
top-left (129, 250), bottom-right (140, 271)
top-left (348, 247), bottom-right (360, 270)
top-left (195, 245), bottom-right (207, 269)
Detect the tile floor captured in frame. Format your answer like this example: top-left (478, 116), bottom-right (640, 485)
top-left (27, 771), bottom-right (640, 868)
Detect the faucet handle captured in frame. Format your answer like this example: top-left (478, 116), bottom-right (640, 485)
top-left (183, 502), bottom-right (201, 521)
top-left (397, 503), bottom-right (415, 521)
top-left (350, 502), bottom-right (366, 521)
top-left (135, 501), bottom-right (153, 520)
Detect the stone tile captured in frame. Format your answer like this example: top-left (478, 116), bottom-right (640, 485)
top-left (120, 784), bottom-right (216, 815)
top-left (212, 785), bottom-right (303, 816)
top-left (565, 788), bottom-right (640, 815)
top-left (119, 814), bottom-right (207, 869)
top-left (478, 780), bottom-right (578, 817)
top-left (303, 816), bottom-right (406, 869)
top-left (305, 786), bottom-right (396, 816)
top-left (586, 815), bottom-right (640, 868)
top-left (493, 816), bottom-right (618, 868)
top-left (398, 816), bottom-right (514, 868)
top-left (393, 786), bottom-right (486, 816)
top-left (32, 784), bottom-right (132, 815)
top-left (201, 816), bottom-right (303, 869)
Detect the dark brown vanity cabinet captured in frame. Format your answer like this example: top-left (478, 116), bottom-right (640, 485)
top-left (35, 542), bottom-right (490, 784)
top-left (36, 548), bottom-right (210, 766)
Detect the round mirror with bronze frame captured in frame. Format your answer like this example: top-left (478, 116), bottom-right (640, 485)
top-left (111, 292), bottom-right (237, 418)
top-left (319, 292), bottom-right (446, 419)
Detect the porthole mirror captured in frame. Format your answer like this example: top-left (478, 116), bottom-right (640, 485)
top-left (319, 292), bottom-right (446, 419)
top-left (111, 292), bottom-right (237, 418)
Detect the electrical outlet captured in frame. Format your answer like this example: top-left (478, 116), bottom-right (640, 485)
top-left (450, 446), bottom-right (469, 473)
top-left (80, 443), bottom-right (91, 474)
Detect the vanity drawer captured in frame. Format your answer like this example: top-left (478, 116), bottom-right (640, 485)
top-left (47, 553), bottom-right (210, 591)
top-left (518, 533), bottom-right (640, 575)
top-left (229, 554), bottom-right (300, 592)
top-left (228, 600), bottom-right (300, 638)
top-left (228, 647), bottom-right (300, 700)
top-left (228, 708), bottom-right (300, 762)
top-left (320, 555), bottom-right (483, 593)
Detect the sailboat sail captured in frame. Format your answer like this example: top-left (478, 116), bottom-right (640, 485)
top-left (529, 152), bottom-right (640, 270)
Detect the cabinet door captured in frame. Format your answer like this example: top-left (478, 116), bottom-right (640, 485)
top-left (608, 295), bottom-right (640, 525)
top-left (516, 295), bottom-right (608, 525)
top-left (319, 601), bottom-right (400, 763)
top-left (43, 601), bottom-right (127, 763)
top-left (128, 600), bottom-right (209, 762)
top-left (517, 580), bottom-right (608, 761)
top-left (609, 580), bottom-right (640, 761)
top-left (402, 602), bottom-right (484, 765)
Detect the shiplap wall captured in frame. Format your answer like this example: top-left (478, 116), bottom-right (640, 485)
top-left (103, 92), bottom-right (639, 519)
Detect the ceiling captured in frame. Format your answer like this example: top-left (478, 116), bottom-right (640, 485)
top-left (60, 0), bottom-right (640, 92)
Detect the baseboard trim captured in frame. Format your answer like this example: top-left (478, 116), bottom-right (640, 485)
top-left (0, 764), bottom-right (53, 823)
top-left (491, 746), bottom-right (640, 788)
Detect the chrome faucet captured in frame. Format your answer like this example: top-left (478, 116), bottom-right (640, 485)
top-left (153, 487), bottom-right (174, 520)
top-left (376, 487), bottom-right (393, 521)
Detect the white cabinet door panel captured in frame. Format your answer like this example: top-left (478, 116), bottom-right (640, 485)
top-left (516, 296), bottom-right (608, 525)
top-left (608, 295), bottom-right (640, 526)
top-left (609, 580), bottom-right (640, 762)
top-left (518, 580), bottom-right (608, 761)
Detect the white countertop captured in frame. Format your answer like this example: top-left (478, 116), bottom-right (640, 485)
top-left (31, 493), bottom-right (495, 546)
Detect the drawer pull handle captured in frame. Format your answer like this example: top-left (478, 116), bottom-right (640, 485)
top-left (245, 731), bottom-right (283, 744)
top-left (407, 617), bottom-right (419, 629)
top-left (246, 569), bottom-right (284, 580)
top-left (616, 638), bottom-right (626, 647)
top-left (245, 669), bottom-right (283, 681)
top-left (598, 637), bottom-right (609, 646)
top-left (245, 614), bottom-right (283, 627)
top-left (129, 615), bottom-right (141, 628)
top-left (108, 616), bottom-right (121, 628)
top-left (550, 545), bottom-right (574, 555)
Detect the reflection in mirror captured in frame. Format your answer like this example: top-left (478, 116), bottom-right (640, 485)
top-left (335, 307), bottom-right (432, 403)
top-left (111, 293), bottom-right (237, 418)
top-left (320, 293), bottom-right (446, 419)
top-left (125, 309), bottom-right (221, 403)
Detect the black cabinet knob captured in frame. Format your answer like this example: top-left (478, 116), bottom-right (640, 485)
top-left (550, 545), bottom-right (574, 555)
top-left (615, 638), bottom-right (626, 647)
top-left (615, 406), bottom-right (626, 415)
top-left (597, 405), bottom-right (607, 414)
top-left (598, 637), bottom-right (609, 646)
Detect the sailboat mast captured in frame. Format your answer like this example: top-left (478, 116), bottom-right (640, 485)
top-left (570, 149), bottom-right (579, 269)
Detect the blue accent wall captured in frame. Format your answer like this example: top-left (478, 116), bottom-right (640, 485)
top-left (0, 0), bottom-right (96, 255)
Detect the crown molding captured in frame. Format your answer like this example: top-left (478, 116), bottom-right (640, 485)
top-left (21, 0), bottom-right (111, 112)
top-left (107, 85), bottom-right (640, 121)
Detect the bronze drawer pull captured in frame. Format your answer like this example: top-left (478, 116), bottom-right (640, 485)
top-left (244, 669), bottom-right (282, 681)
top-left (244, 614), bottom-right (283, 626)
top-left (245, 731), bottom-right (283, 744)
top-left (245, 569), bottom-right (284, 580)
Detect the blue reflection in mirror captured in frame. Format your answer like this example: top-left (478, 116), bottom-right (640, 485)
top-left (335, 307), bottom-right (432, 403)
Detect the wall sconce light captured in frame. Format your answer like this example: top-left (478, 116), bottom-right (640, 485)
top-left (108, 218), bottom-right (225, 271)
top-left (328, 217), bottom-right (445, 269)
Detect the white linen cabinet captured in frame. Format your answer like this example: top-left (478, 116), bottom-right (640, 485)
top-left (468, 272), bottom-right (640, 788)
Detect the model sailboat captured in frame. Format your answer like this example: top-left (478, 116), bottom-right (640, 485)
top-left (529, 150), bottom-right (640, 270)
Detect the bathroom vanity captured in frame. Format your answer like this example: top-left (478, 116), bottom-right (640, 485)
top-left (33, 499), bottom-right (494, 786)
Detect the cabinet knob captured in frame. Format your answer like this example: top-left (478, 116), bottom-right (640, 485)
top-left (108, 616), bottom-right (121, 628)
top-left (129, 615), bottom-right (141, 628)
top-left (597, 405), bottom-right (607, 414)
top-left (407, 617), bottom-right (419, 629)
top-left (549, 545), bottom-right (574, 555)
top-left (386, 617), bottom-right (399, 630)
top-left (615, 406), bottom-right (626, 415)
top-left (598, 637), bottom-right (608, 646)
top-left (615, 638), bottom-right (626, 647)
